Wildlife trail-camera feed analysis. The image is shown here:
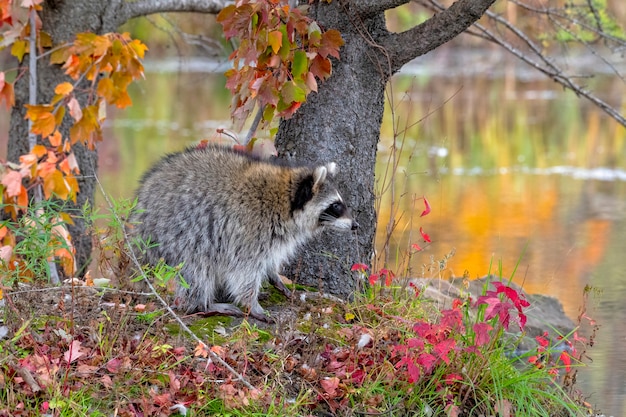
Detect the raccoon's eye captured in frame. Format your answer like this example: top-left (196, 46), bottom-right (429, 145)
top-left (325, 202), bottom-right (345, 218)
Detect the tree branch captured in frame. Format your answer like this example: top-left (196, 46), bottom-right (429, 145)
top-left (126, 0), bottom-right (233, 19)
top-left (354, 0), bottom-right (410, 17)
top-left (381, 0), bottom-right (496, 71)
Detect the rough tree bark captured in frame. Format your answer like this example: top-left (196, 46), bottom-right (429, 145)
top-left (275, 0), bottom-right (496, 299)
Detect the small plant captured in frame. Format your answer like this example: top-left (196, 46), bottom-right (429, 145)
top-left (0, 200), bottom-right (74, 285)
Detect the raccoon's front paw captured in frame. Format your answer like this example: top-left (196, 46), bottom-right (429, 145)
top-left (247, 303), bottom-right (274, 323)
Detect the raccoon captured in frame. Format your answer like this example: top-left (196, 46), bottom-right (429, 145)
top-left (130, 145), bottom-right (357, 321)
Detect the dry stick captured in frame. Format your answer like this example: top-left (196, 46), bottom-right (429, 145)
top-left (243, 104), bottom-right (265, 146)
top-left (91, 168), bottom-right (256, 391)
top-left (28, 8), bottom-right (60, 285)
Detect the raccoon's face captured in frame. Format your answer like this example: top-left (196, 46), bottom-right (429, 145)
top-left (292, 162), bottom-right (358, 233)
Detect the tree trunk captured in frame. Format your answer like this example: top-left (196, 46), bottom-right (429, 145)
top-left (275, 3), bottom-right (389, 298)
top-left (275, 0), bottom-right (496, 298)
top-left (7, 1), bottom-right (119, 275)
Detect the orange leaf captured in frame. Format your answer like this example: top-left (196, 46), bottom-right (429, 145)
top-left (43, 169), bottom-right (70, 200)
top-left (54, 82), bottom-right (73, 96)
top-left (17, 185), bottom-right (28, 208)
top-left (48, 130), bottom-right (62, 147)
top-left (25, 105), bottom-right (56, 138)
top-left (0, 72), bottom-right (15, 109)
top-left (32, 144), bottom-right (47, 158)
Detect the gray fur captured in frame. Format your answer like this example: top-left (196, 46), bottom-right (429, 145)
top-left (130, 145), bottom-right (357, 320)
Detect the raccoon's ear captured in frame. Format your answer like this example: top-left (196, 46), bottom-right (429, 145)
top-left (292, 174), bottom-right (314, 212)
top-left (326, 162), bottom-right (338, 178)
top-left (313, 165), bottom-right (328, 189)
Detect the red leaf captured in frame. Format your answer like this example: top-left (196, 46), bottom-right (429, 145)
top-left (560, 351), bottom-right (572, 372)
top-left (411, 243), bottom-right (423, 251)
top-left (419, 227), bottom-right (431, 243)
top-left (472, 322), bottom-right (493, 346)
top-left (420, 195), bottom-right (431, 217)
top-left (535, 334), bottom-right (550, 348)
top-left (320, 377), bottom-right (340, 398)
top-left (406, 360), bottom-right (420, 383)
top-left (106, 357), bottom-right (122, 374)
top-left (351, 263), bottom-right (369, 272)
top-left (368, 273), bottom-right (379, 286)
top-left (416, 353), bottom-right (437, 373)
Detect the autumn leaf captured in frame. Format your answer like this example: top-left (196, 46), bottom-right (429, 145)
top-left (31, 144), bottom-right (47, 158)
top-left (42, 169), bottom-right (71, 200)
top-left (268, 30), bottom-right (282, 54)
top-left (0, 72), bottom-right (15, 109)
top-left (67, 97), bottom-right (82, 121)
top-left (54, 82), bottom-right (74, 96)
top-left (48, 130), bottom-right (62, 147)
top-left (318, 29), bottom-right (344, 59)
top-left (559, 351), bottom-right (572, 372)
top-left (63, 340), bottom-right (86, 364)
top-left (420, 195), bottom-right (431, 217)
top-left (11, 39), bottom-right (28, 62)
top-left (1, 169), bottom-right (23, 198)
top-left (472, 322), bottom-right (493, 346)
top-left (25, 104), bottom-right (56, 138)
top-left (419, 227), bottom-right (431, 243)
top-left (350, 263), bottom-right (369, 272)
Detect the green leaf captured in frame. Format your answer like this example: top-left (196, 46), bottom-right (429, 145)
top-left (281, 80), bottom-right (306, 104)
top-left (292, 50), bottom-right (307, 79)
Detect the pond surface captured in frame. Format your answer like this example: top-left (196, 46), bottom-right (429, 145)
top-left (2, 47), bottom-right (625, 415)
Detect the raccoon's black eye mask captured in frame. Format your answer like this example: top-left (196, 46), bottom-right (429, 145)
top-left (323, 201), bottom-right (346, 219)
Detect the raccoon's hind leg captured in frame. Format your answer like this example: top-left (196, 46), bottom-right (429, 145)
top-left (267, 270), bottom-right (293, 299)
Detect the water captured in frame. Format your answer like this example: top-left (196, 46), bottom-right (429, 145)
top-left (2, 50), bottom-right (625, 415)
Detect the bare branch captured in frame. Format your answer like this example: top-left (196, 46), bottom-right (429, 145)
top-left (382, 0), bottom-right (497, 71)
top-left (103, 0), bottom-right (233, 34)
top-left (354, 0), bottom-right (410, 17)
top-left (415, 0), bottom-right (626, 127)
top-left (125, 0), bottom-right (233, 19)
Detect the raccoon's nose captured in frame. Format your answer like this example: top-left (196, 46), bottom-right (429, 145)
top-left (351, 220), bottom-right (359, 231)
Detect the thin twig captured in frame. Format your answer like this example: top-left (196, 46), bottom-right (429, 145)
top-left (243, 104), bottom-right (264, 146)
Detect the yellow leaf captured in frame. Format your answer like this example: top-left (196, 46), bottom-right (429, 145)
top-left (128, 38), bottom-right (148, 59)
top-left (96, 78), bottom-right (114, 102)
top-left (50, 45), bottom-right (71, 65)
top-left (54, 82), bottom-right (74, 96)
top-left (11, 39), bottom-right (28, 62)
top-left (268, 30), bottom-right (283, 54)
top-left (43, 169), bottom-right (69, 200)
